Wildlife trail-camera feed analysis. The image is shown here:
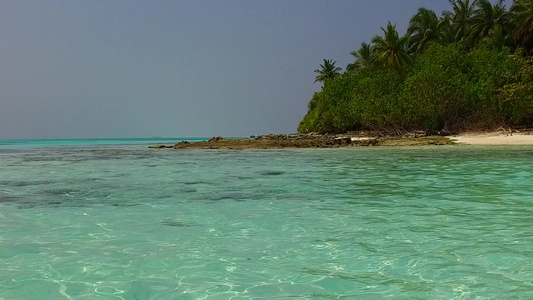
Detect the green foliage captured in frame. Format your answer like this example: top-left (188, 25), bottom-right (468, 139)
top-left (468, 0), bottom-right (513, 49)
top-left (347, 43), bottom-right (374, 71)
top-left (299, 44), bottom-right (533, 133)
top-left (400, 44), bottom-right (472, 131)
top-left (371, 23), bottom-right (412, 73)
top-left (511, 0), bottom-right (533, 55)
top-left (497, 56), bottom-right (533, 125)
top-left (444, 0), bottom-right (477, 44)
top-left (314, 59), bottom-right (342, 85)
top-left (407, 8), bottom-right (449, 53)
top-left (300, 0), bottom-right (533, 133)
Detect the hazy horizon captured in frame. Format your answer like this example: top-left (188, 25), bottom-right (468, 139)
top-left (1, 0), bottom-right (454, 139)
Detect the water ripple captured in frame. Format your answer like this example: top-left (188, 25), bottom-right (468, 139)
top-left (0, 146), bottom-right (532, 299)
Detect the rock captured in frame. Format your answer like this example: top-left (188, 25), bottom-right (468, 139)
top-left (150, 133), bottom-right (454, 150)
top-left (208, 136), bottom-right (225, 142)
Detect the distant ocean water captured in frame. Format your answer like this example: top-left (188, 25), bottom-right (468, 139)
top-left (0, 138), bottom-right (208, 149)
top-left (0, 139), bottom-right (532, 299)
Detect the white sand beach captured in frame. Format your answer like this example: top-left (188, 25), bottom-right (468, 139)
top-left (451, 131), bottom-right (533, 145)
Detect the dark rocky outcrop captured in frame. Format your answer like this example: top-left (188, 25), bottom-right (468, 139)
top-left (149, 134), bottom-right (455, 150)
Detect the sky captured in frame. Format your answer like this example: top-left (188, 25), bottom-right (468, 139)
top-left (0, 0), bottom-right (454, 139)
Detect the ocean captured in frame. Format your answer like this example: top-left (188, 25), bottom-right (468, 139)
top-left (0, 139), bottom-right (532, 299)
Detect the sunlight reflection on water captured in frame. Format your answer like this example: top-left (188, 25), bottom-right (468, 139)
top-left (0, 145), bottom-right (532, 299)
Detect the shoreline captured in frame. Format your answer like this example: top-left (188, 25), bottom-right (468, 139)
top-left (149, 130), bottom-right (533, 150)
top-left (149, 134), bottom-right (455, 150)
top-left (450, 131), bottom-right (533, 145)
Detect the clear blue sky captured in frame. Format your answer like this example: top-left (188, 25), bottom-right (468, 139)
top-left (0, 0), bottom-right (454, 139)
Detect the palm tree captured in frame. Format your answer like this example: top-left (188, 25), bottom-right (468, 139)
top-left (371, 22), bottom-right (412, 72)
top-left (314, 59), bottom-right (342, 84)
top-left (439, 17), bottom-right (456, 45)
top-left (511, 0), bottom-right (533, 55)
top-left (347, 43), bottom-right (374, 71)
top-left (443, 0), bottom-right (478, 43)
top-left (407, 8), bottom-right (451, 53)
top-left (468, 0), bottom-right (513, 47)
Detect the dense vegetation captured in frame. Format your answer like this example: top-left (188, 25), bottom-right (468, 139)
top-left (299, 0), bottom-right (533, 134)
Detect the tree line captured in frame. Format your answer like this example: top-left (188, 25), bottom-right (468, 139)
top-left (299, 0), bottom-right (533, 134)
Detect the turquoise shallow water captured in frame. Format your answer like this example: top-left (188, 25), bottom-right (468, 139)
top-left (0, 140), bottom-right (532, 299)
top-left (0, 138), bottom-right (209, 150)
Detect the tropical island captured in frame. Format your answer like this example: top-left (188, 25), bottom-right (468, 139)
top-left (153, 0), bottom-right (532, 149)
top-left (300, 0), bottom-right (532, 134)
